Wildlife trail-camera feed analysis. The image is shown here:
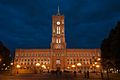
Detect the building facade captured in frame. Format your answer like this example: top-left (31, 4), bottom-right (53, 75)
top-left (14, 9), bottom-right (101, 73)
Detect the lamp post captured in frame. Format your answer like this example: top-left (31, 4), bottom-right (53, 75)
top-left (36, 63), bottom-right (40, 67)
top-left (10, 62), bottom-right (13, 75)
top-left (36, 63), bottom-right (40, 73)
top-left (16, 64), bottom-right (20, 74)
top-left (77, 63), bottom-right (81, 73)
top-left (96, 64), bottom-right (100, 73)
top-left (71, 65), bottom-right (76, 72)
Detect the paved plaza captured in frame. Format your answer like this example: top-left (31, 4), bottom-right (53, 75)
top-left (0, 72), bottom-right (120, 80)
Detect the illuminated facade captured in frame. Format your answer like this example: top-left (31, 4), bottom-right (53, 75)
top-left (14, 7), bottom-right (101, 73)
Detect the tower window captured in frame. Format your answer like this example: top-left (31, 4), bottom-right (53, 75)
top-left (57, 27), bottom-right (60, 34)
top-left (56, 39), bottom-right (58, 43)
top-left (59, 38), bottom-right (61, 43)
top-left (58, 27), bottom-right (60, 34)
top-left (57, 27), bottom-right (59, 34)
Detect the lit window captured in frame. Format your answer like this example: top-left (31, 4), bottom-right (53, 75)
top-left (57, 26), bottom-right (59, 31)
top-left (57, 27), bottom-right (60, 34)
top-left (57, 27), bottom-right (59, 34)
top-left (53, 29), bottom-right (55, 33)
top-left (59, 38), bottom-right (61, 43)
top-left (59, 27), bottom-right (60, 34)
top-left (56, 39), bottom-right (58, 43)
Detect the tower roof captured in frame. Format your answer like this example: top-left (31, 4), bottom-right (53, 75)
top-left (57, 0), bottom-right (60, 15)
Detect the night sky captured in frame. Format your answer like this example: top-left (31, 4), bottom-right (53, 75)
top-left (0, 0), bottom-right (120, 52)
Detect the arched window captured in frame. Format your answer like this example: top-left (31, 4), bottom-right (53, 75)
top-left (59, 38), bottom-right (61, 43)
top-left (56, 39), bottom-right (58, 43)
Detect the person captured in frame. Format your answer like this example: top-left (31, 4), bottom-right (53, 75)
top-left (84, 71), bottom-right (86, 78)
top-left (74, 71), bottom-right (76, 77)
top-left (101, 72), bottom-right (103, 79)
top-left (55, 70), bottom-right (57, 75)
top-left (59, 71), bottom-right (62, 76)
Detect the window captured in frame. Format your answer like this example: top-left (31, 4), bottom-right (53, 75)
top-left (90, 59), bottom-right (92, 64)
top-left (57, 27), bottom-right (60, 34)
top-left (57, 27), bottom-right (59, 34)
top-left (59, 38), bottom-right (61, 43)
top-left (77, 59), bottom-right (79, 61)
top-left (58, 27), bottom-right (60, 34)
top-left (67, 59), bottom-right (69, 61)
top-left (44, 59), bottom-right (46, 61)
top-left (56, 39), bottom-right (58, 43)
top-left (80, 59), bottom-right (82, 63)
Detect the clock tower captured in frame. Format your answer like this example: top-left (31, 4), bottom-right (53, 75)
top-left (51, 6), bottom-right (66, 50)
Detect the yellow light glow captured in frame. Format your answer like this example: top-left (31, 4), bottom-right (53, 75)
top-left (93, 64), bottom-right (95, 66)
top-left (11, 62), bottom-right (13, 65)
top-left (67, 66), bottom-right (70, 69)
top-left (41, 65), bottom-right (46, 69)
top-left (36, 63), bottom-right (40, 67)
top-left (96, 65), bottom-right (100, 68)
top-left (71, 65), bottom-right (76, 68)
top-left (95, 62), bottom-right (97, 64)
top-left (77, 63), bottom-right (81, 66)
top-left (97, 58), bottom-right (101, 61)
top-left (16, 65), bottom-right (20, 68)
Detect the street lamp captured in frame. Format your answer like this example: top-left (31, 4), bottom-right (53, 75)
top-left (67, 66), bottom-right (70, 69)
top-left (16, 65), bottom-right (20, 68)
top-left (36, 63), bottom-right (40, 73)
top-left (11, 63), bottom-right (13, 66)
top-left (72, 65), bottom-right (75, 68)
top-left (96, 64), bottom-right (100, 72)
top-left (36, 63), bottom-right (40, 67)
top-left (16, 64), bottom-right (20, 74)
top-left (96, 65), bottom-right (100, 68)
top-left (71, 65), bottom-right (76, 71)
top-left (41, 65), bottom-right (46, 69)
top-left (10, 62), bottom-right (13, 75)
top-left (77, 63), bottom-right (81, 66)
top-left (77, 63), bottom-right (81, 73)
top-left (97, 58), bottom-right (101, 61)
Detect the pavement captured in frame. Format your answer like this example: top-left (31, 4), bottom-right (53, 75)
top-left (0, 72), bottom-right (120, 80)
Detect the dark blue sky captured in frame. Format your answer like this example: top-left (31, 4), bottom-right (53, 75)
top-left (0, 0), bottom-right (120, 52)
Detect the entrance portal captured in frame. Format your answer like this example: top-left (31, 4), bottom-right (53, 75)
top-left (56, 59), bottom-right (61, 71)
top-left (56, 67), bottom-right (60, 71)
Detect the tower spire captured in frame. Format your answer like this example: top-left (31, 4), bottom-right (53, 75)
top-left (57, 0), bottom-right (60, 15)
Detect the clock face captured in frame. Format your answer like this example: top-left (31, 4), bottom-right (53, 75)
top-left (57, 21), bottom-right (60, 25)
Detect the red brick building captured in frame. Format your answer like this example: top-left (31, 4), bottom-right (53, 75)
top-left (14, 7), bottom-right (101, 73)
